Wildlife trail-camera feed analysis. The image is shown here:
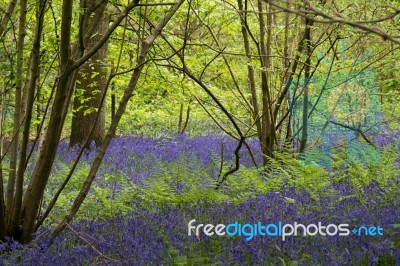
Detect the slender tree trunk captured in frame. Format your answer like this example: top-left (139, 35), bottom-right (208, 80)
top-left (18, 0), bottom-right (74, 243)
top-left (52, 0), bottom-right (185, 239)
top-left (9, 0), bottom-right (46, 240)
top-left (181, 104), bottom-right (190, 134)
top-left (299, 17), bottom-right (312, 153)
top-left (178, 103), bottom-right (183, 133)
top-left (0, 84), bottom-right (6, 241)
top-left (0, 0), bottom-right (18, 37)
top-left (18, 0), bottom-right (141, 243)
top-left (111, 82), bottom-right (116, 121)
top-left (6, 0), bottom-right (27, 228)
top-left (258, 1), bottom-right (275, 164)
top-left (237, 0), bottom-right (263, 154)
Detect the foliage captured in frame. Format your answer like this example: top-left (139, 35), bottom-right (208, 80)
top-left (1, 132), bottom-right (399, 264)
top-left (0, 0), bottom-right (399, 262)
top-left (1, 182), bottom-right (399, 265)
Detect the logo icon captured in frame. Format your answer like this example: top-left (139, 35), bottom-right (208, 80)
top-left (288, 40), bottom-right (382, 168)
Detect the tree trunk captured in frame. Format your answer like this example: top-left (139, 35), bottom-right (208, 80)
top-left (0, 0), bottom-right (18, 37)
top-left (6, 0), bottom-right (27, 225)
top-left (299, 17), bottom-right (312, 153)
top-left (51, 0), bottom-right (185, 239)
top-left (70, 0), bottom-right (108, 148)
top-left (0, 84), bottom-right (6, 241)
top-left (258, 1), bottom-right (275, 164)
top-left (237, 0), bottom-right (263, 159)
top-left (18, 0), bottom-right (75, 243)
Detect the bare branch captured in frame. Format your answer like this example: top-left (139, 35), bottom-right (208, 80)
top-left (263, 0), bottom-right (400, 45)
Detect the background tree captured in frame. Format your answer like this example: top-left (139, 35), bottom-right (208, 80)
top-left (0, 0), bottom-right (398, 247)
top-left (0, 0), bottom-right (182, 244)
top-left (142, 0), bottom-right (398, 182)
top-left (70, 0), bottom-right (109, 147)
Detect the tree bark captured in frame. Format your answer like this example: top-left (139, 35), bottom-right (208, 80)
top-left (237, 0), bottom-right (263, 156)
top-left (9, 0), bottom-right (47, 240)
top-left (19, 0), bottom-right (74, 243)
top-left (0, 0), bottom-right (18, 37)
top-left (51, 0), bottom-right (185, 239)
top-left (0, 84), bottom-right (6, 241)
top-left (18, 0), bottom-right (142, 244)
top-left (258, 1), bottom-right (275, 164)
top-left (6, 0), bottom-right (27, 224)
top-left (299, 17), bottom-right (312, 153)
top-left (70, 0), bottom-right (108, 148)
